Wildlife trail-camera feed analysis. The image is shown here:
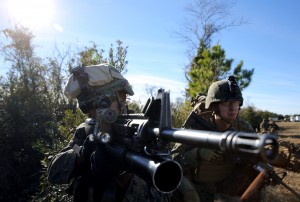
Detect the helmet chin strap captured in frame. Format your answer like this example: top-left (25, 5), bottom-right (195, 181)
top-left (115, 92), bottom-right (128, 114)
top-left (213, 110), bottom-right (239, 131)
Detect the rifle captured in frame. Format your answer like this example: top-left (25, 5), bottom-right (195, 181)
top-left (240, 163), bottom-right (300, 201)
top-left (92, 89), bottom-right (279, 193)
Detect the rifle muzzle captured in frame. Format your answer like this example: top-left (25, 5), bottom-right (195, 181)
top-left (105, 143), bottom-right (182, 193)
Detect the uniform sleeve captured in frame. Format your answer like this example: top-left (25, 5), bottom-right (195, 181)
top-left (234, 118), bottom-right (255, 133)
top-left (47, 123), bottom-right (87, 184)
top-left (172, 143), bottom-right (200, 178)
top-left (47, 148), bottom-right (77, 184)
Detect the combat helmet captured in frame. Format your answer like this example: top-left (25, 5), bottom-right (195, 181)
top-left (205, 76), bottom-right (243, 109)
top-left (64, 63), bottom-right (134, 113)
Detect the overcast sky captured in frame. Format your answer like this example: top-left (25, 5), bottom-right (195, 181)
top-left (1, 0), bottom-right (300, 115)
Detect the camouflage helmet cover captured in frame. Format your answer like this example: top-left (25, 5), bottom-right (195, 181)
top-left (64, 63), bottom-right (134, 99)
top-left (64, 63), bottom-right (134, 113)
top-left (205, 76), bottom-right (243, 109)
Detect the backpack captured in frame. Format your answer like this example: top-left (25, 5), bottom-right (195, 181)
top-left (183, 94), bottom-right (214, 130)
top-left (190, 93), bottom-right (207, 115)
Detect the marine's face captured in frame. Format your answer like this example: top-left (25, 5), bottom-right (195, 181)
top-left (217, 100), bottom-right (240, 122)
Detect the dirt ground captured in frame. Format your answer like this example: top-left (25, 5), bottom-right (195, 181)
top-left (264, 121), bottom-right (300, 202)
top-left (276, 122), bottom-right (300, 144)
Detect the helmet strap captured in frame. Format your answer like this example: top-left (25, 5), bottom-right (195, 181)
top-left (213, 108), bottom-right (238, 131)
top-left (115, 91), bottom-right (128, 114)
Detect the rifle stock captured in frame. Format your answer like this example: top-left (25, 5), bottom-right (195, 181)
top-left (240, 167), bottom-right (267, 201)
top-left (240, 163), bottom-right (300, 201)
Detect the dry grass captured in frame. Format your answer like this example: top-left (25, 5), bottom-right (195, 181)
top-left (264, 122), bottom-right (300, 202)
top-left (276, 122), bottom-right (300, 144)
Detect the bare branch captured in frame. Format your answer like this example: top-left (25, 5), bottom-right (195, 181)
top-left (175, 0), bottom-right (249, 57)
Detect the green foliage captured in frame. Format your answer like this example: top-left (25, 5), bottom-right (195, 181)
top-left (239, 105), bottom-right (278, 131)
top-left (239, 105), bottom-right (261, 131)
top-left (58, 109), bottom-right (87, 142)
top-left (78, 42), bottom-right (106, 66)
top-left (0, 24), bottom-right (70, 201)
top-left (171, 98), bottom-right (192, 128)
top-left (0, 24), bottom-right (131, 201)
top-left (67, 40), bottom-right (129, 74)
top-left (187, 43), bottom-right (254, 98)
top-left (108, 40), bottom-right (129, 74)
top-left (127, 99), bottom-right (142, 113)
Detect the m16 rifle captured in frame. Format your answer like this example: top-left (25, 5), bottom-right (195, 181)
top-left (91, 88), bottom-right (279, 193)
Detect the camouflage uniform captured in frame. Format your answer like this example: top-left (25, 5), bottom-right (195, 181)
top-left (47, 64), bottom-right (171, 202)
top-left (173, 112), bottom-right (254, 202)
top-left (48, 119), bottom-right (172, 202)
top-left (173, 76), bottom-right (263, 202)
top-left (259, 119), bottom-right (269, 134)
top-left (271, 140), bottom-right (300, 172)
top-left (268, 121), bottom-right (279, 134)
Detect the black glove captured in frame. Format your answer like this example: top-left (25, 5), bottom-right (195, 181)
top-left (80, 134), bottom-right (97, 162)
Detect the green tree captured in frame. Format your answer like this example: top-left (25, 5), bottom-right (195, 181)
top-left (0, 24), bottom-right (68, 201)
top-left (239, 105), bottom-right (278, 131)
top-left (0, 24), bottom-right (130, 201)
top-left (187, 44), bottom-right (254, 98)
top-left (127, 100), bottom-right (142, 113)
top-left (239, 105), bottom-right (260, 131)
top-left (108, 40), bottom-right (128, 74)
top-left (175, 0), bottom-right (252, 99)
top-left (67, 40), bottom-right (128, 74)
top-left (176, 0), bottom-right (248, 82)
top-left (171, 98), bottom-right (192, 128)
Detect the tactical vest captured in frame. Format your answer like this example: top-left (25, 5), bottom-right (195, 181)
top-left (181, 111), bottom-right (254, 183)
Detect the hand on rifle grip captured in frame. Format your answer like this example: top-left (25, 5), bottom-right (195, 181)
top-left (80, 134), bottom-right (97, 162)
top-left (198, 148), bottom-right (222, 161)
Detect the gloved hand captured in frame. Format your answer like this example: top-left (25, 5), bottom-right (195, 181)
top-left (79, 134), bottom-right (97, 162)
top-left (92, 143), bottom-right (124, 175)
top-left (91, 144), bottom-right (110, 177)
top-left (198, 148), bottom-right (222, 161)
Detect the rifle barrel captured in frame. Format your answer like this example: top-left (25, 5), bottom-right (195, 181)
top-left (154, 128), bottom-right (278, 162)
top-left (105, 143), bottom-right (182, 193)
top-left (280, 181), bottom-right (300, 200)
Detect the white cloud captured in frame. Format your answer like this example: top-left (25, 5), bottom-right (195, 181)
top-left (125, 74), bottom-right (186, 103)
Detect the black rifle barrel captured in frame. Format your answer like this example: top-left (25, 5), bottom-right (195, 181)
top-left (105, 143), bottom-right (182, 193)
top-left (279, 180), bottom-right (300, 200)
top-left (153, 128), bottom-right (279, 162)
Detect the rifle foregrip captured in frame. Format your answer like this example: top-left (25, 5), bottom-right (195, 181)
top-left (240, 169), bottom-right (267, 201)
